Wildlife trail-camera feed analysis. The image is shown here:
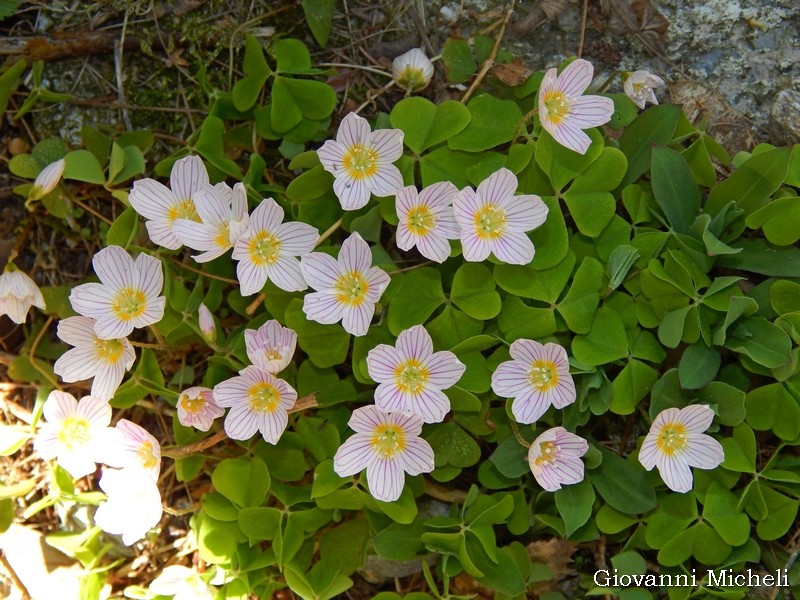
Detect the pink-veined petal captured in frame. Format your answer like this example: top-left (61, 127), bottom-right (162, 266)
top-left (336, 113), bottom-right (371, 147)
top-left (348, 405), bottom-right (388, 434)
top-left (367, 344), bottom-right (403, 382)
top-left (367, 457), bottom-right (405, 502)
top-left (317, 139), bottom-right (347, 173)
top-left (170, 155), bottom-right (208, 202)
top-left (91, 363), bottom-right (127, 402)
top-left (476, 168), bottom-right (517, 206)
top-left (363, 267), bottom-right (390, 304)
top-left (300, 253), bottom-right (341, 290)
top-left (407, 387), bottom-right (450, 423)
top-left (43, 390), bottom-right (78, 423)
top-left (678, 404), bottom-right (716, 433)
top-left (93, 246), bottom-right (134, 291)
top-left (339, 233), bottom-right (371, 274)
top-left (128, 179), bottom-right (176, 221)
top-left (193, 185), bottom-right (229, 225)
top-left (490, 231), bottom-right (535, 264)
top-left (502, 195), bottom-right (549, 232)
top-left (134, 253), bottom-right (164, 300)
top-left (367, 164), bottom-right (404, 198)
top-left (173, 220), bottom-right (216, 251)
top-left (460, 231), bottom-right (491, 262)
top-left (236, 258), bottom-right (269, 296)
top-left (249, 198), bottom-right (284, 233)
top-left (257, 410), bottom-right (288, 445)
top-left (425, 351), bottom-right (466, 388)
top-left (276, 221), bottom-right (319, 255)
top-left (396, 325), bottom-right (434, 361)
top-left (492, 359), bottom-right (531, 397)
top-left (334, 434), bottom-right (377, 476)
top-left (145, 220), bottom-right (183, 250)
top-left (341, 302), bottom-right (374, 336)
top-left (398, 437), bottom-right (434, 475)
top-left (568, 95), bottom-right (614, 128)
top-left (638, 434), bottom-right (659, 471)
top-left (69, 283), bottom-right (115, 317)
top-left (420, 181), bottom-right (458, 209)
top-left (388, 411), bottom-right (424, 437)
top-left (54, 346), bottom-right (99, 382)
top-left (370, 128), bottom-right (404, 163)
top-left (224, 406), bottom-right (260, 440)
top-left (334, 176), bottom-right (371, 210)
top-left (511, 388), bottom-right (550, 424)
top-left (683, 434), bottom-right (724, 470)
top-left (556, 58), bottom-right (593, 98)
top-left (416, 233), bottom-right (452, 263)
top-left (550, 121), bottom-right (593, 155)
top-left (268, 256), bottom-right (308, 292)
top-left (657, 454), bottom-right (694, 493)
top-left (93, 316), bottom-right (134, 342)
top-left (302, 292), bottom-right (346, 325)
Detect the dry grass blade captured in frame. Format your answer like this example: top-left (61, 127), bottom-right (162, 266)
top-left (512, 0), bottom-right (569, 34)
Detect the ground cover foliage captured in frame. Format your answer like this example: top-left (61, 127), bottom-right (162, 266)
top-left (1, 2), bottom-right (800, 599)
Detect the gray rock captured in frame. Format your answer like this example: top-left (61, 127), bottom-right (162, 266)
top-left (769, 88), bottom-right (800, 145)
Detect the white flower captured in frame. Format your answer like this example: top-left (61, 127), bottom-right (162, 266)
top-left (29, 158), bottom-right (66, 201)
top-left (101, 419), bottom-right (161, 482)
top-left (213, 366), bottom-right (297, 443)
top-left (395, 182), bottom-right (461, 263)
top-left (623, 70), bottom-right (665, 109)
top-left (53, 316), bottom-right (135, 402)
top-left (638, 405), bottom-right (724, 493)
top-left (173, 182), bottom-right (250, 263)
top-left (367, 325), bottom-right (465, 423)
top-left (177, 387), bottom-right (224, 432)
top-left (317, 112), bottom-right (404, 211)
top-left (333, 405), bottom-right (434, 502)
top-left (300, 232), bottom-right (391, 337)
top-left (491, 339), bottom-right (576, 424)
top-left (244, 320), bottom-right (297, 374)
top-left (231, 198), bottom-right (319, 296)
top-left (150, 565), bottom-right (215, 600)
top-left (128, 155), bottom-right (209, 250)
top-left (69, 245), bottom-right (166, 340)
top-left (528, 427), bottom-right (589, 491)
top-left (538, 58), bottom-right (614, 154)
top-left (393, 48), bottom-right (435, 91)
top-left (94, 467), bottom-right (163, 546)
top-left (0, 267), bottom-right (46, 324)
top-left (33, 391), bottom-right (117, 479)
top-left (198, 302), bottom-right (216, 343)
top-left (453, 168), bottom-right (548, 265)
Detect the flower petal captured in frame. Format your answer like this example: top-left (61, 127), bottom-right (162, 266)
top-left (683, 434), bottom-right (724, 470)
top-left (396, 325), bottom-right (434, 361)
top-left (367, 457), bottom-right (405, 502)
top-left (333, 434), bottom-right (376, 477)
top-left (556, 58), bottom-right (593, 98)
top-left (476, 168), bottom-right (517, 206)
top-left (490, 231), bottom-right (535, 264)
top-left (568, 95), bottom-right (614, 128)
top-left (398, 437), bottom-right (435, 475)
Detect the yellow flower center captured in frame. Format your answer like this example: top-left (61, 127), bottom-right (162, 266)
top-left (58, 417), bottom-right (91, 449)
top-left (180, 392), bottom-right (205, 415)
top-left (656, 422), bottom-right (688, 456)
top-left (474, 204), bottom-right (507, 240)
top-left (111, 287), bottom-right (148, 321)
top-left (528, 359), bottom-right (559, 391)
top-left (342, 144), bottom-right (379, 180)
top-left (542, 90), bottom-right (570, 125)
top-left (215, 222), bottom-right (231, 249)
top-left (249, 232), bottom-right (282, 266)
top-left (167, 198), bottom-right (199, 223)
top-left (372, 425), bottom-right (406, 458)
top-left (395, 358), bottom-right (429, 394)
top-left (407, 205), bottom-right (436, 236)
top-left (95, 338), bottom-right (125, 364)
top-left (335, 271), bottom-right (369, 306)
top-left (534, 440), bottom-right (557, 467)
top-left (248, 381), bottom-right (281, 414)
top-left (137, 441), bottom-right (160, 471)
top-left (397, 67), bottom-right (427, 91)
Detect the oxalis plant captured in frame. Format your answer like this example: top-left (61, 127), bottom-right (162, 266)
top-left (3, 31), bottom-right (800, 600)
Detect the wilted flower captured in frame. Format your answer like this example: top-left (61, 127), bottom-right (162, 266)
top-left (528, 427), bottom-right (589, 491)
top-left (623, 70), bottom-right (665, 109)
top-left (231, 198), bottom-right (319, 296)
top-left (453, 168), bottom-right (548, 265)
top-left (177, 387), bottom-right (224, 432)
top-left (245, 320), bottom-right (297, 374)
top-left (33, 391), bottom-right (117, 479)
top-left (94, 467), bottom-right (163, 546)
top-left (538, 58), bottom-right (614, 154)
top-left (638, 405), bottom-right (724, 493)
top-left (491, 339), bottom-right (576, 424)
top-left (367, 325), bottom-right (465, 423)
top-left (197, 302), bottom-right (216, 343)
top-left (54, 316), bottom-right (135, 402)
top-left (128, 155), bottom-right (209, 250)
top-left (317, 112), bottom-right (404, 211)
top-left (102, 419), bottom-right (161, 482)
top-left (395, 182), bottom-right (461, 263)
top-left (29, 158), bottom-right (65, 201)
top-left (300, 233), bottom-right (391, 336)
top-left (0, 266), bottom-right (46, 324)
top-left (213, 366), bottom-right (297, 443)
top-left (333, 405), bottom-right (434, 502)
top-left (150, 565), bottom-right (215, 600)
top-left (173, 182), bottom-right (250, 263)
top-left (393, 48), bottom-right (434, 91)
top-left (69, 245), bottom-right (165, 340)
